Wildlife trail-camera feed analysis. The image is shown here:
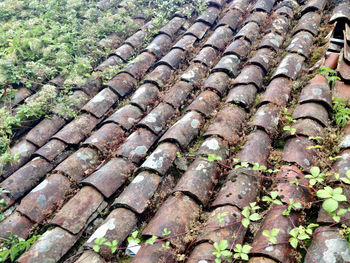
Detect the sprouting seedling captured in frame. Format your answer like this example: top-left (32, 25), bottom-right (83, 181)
top-left (317, 186), bottom-right (347, 214)
top-left (162, 241), bottom-right (170, 249)
top-left (289, 224), bottom-right (318, 249)
top-left (283, 125), bottom-right (296, 135)
top-left (319, 66), bottom-right (340, 85)
top-left (262, 191), bottom-right (283, 205)
top-left (233, 244), bottom-right (252, 261)
top-left (93, 237), bottom-right (106, 253)
top-left (305, 166), bottom-right (326, 186)
top-left (341, 170), bottom-right (350, 184)
top-left (212, 240), bottom-right (232, 263)
top-left (216, 212), bottom-right (228, 224)
top-left (262, 228), bottom-right (280, 244)
top-left (127, 231), bottom-right (141, 244)
top-left (162, 227), bottom-right (171, 236)
top-left (207, 153), bottom-right (222, 162)
top-left (241, 202), bottom-right (261, 228)
top-left (145, 235), bottom-right (157, 245)
top-left (282, 198), bottom-right (302, 216)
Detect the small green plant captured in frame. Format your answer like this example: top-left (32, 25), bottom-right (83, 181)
top-left (262, 191), bottom-right (283, 205)
top-left (162, 241), bottom-right (170, 249)
top-left (0, 188), bottom-right (10, 222)
top-left (145, 235), bottom-right (157, 245)
top-left (233, 244), bottom-right (252, 261)
top-left (207, 154), bottom-right (222, 162)
top-left (162, 227), bottom-right (171, 236)
top-left (282, 198), bottom-right (302, 216)
top-left (127, 231), bottom-right (141, 244)
top-left (283, 125), bottom-right (296, 135)
top-left (317, 186), bottom-right (347, 213)
top-left (93, 237), bottom-right (118, 254)
top-left (305, 166), bottom-right (327, 186)
top-left (216, 212), bottom-right (228, 224)
top-left (212, 240), bottom-right (232, 263)
top-left (320, 66), bottom-right (340, 86)
top-left (241, 202), bottom-right (261, 228)
top-left (289, 224), bottom-right (318, 249)
top-left (262, 229), bottom-right (280, 244)
top-left (341, 170), bottom-right (350, 184)
top-left (333, 97), bottom-right (350, 127)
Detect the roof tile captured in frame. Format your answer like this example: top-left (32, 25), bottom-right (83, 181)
top-left (193, 46), bottom-right (219, 67)
top-left (105, 72), bottom-right (137, 97)
top-left (224, 39), bottom-right (250, 58)
top-left (131, 240), bottom-right (177, 263)
top-left (298, 82), bottom-right (332, 111)
top-left (248, 48), bottom-right (275, 73)
top-left (124, 52), bottom-right (156, 80)
top-left (125, 30), bottom-right (146, 48)
top-left (245, 11), bottom-right (268, 26)
top-left (187, 243), bottom-right (215, 263)
top-left (269, 15), bottom-right (289, 35)
top-left (271, 53), bottom-right (305, 80)
top-left (75, 251), bottom-right (106, 263)
top-left (292, 102), bottom-right (329, 126)
top-left (185, 22), bottom-right (210, 40)
top-left (144, 65), bottom-right (173, 88)
top-left (212, 54), bottom-right (240, 77)
top-left (186, 90), bottom-right (220, 117)
top-left (252, 103), bottom-right (281, 135)
top-left (275, 5), bottom-right (293, 18)
top-left (338, 51), bottom-right (350, 81)
top-left (95, 56), bottom-right (123, 71)
top-left (157, 48), bottom-right (185, 69)
top-left (112, 44), bottom-right (134, 61)
top-left (229, 0), bottom-right (250, 13)
top-left (82, 88), bottom-right (118, 118)
top-left (130, 83), bottom-right (159, 111)
top-left (259, 32), bottom-right (284, 52)
top-left (145, 34), bottom-right (172, 59)
top-left (226, 84), bottom-right (257, 109)
top-left (0, 212), bottom-right (34, 239)
top-left (294, 12), bottom-right (321, 36)
top-left (287, 118), bottom-right (324, 138)
top-left (181, 63), bottom-right (208, 87)
top-left (217, 9), bottom-right (242, 31)
top-left (252, 0), bottom-right (275, 13)
top-left (329, 2), bottom-right (350, 24)
top-left (173, 35), bottom-right (197, 51)
top-left (196, 137), bottom-right (229, 159)
top-left (163, 81), bottom-right (194, 109)
top-left (235, 22), bottom-right (260, 43)
top-left (204, 26), bottom-right (233, 51)
top-left (234, 65), bottom-right (265, 90)
top-left (301, 0), bottom-right (326, 15)
top-left (259, 77), bottom-right (292, 107)
top-left (196, 6), bottom-right (220, 26)
top-left (35, 139), bottom-right (68, 162)
top-left (159, 17), bottom-right (186, 39)
top-left (287, 31), bottom-right (314, 58)
top-left (103, 104), bottom-right (143, 130)
top-left (204, 71), bottom-right (231, 97)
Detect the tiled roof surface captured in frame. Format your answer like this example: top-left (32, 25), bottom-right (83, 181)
top-left (1, 0), bottom-right (350, 262)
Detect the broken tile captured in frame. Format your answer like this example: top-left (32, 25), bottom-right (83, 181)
top-left (105, 73), bottom-right (137, 97)
top-left (83, 123), bottom-right (125, 154)
top-left (52, 186), bottom-right (104, 234)
top-left (54, 148), bottom-right (99, 182)
top-left (130, 83), bottom-right (159, 112)
top-left (140, 142), bottom-right (179, 176)
top-left (204, 71), bottom-right (231, 97)
top-left (292, 102), bottom-right (329, 126)
top-left (138, 102), bottom-right (175, 134)
top-left (113, 171), bottom-right (161, 214)
top-left (143, 192), bottom-right (199, 250)
top-left (212, 54), bottom-right (240, 77)
top-left (82, 158), bottom-right (134, 198)
top-left (26, 115), bottom-right (66, 147)
top-left (186, 90), bottom-right (220, 117)
top-left (226, 84), bottom-right (257, 109)
top-left (144, 65), bottom-right (173, 88)
top-left (205, 105), bottom-right (246, 145)
top-left (104, 104), bottom-right (143, 130)
top-left (18, 173), bottom-right (71, 223)
top-left (160, 111), bottom-right (204, 149)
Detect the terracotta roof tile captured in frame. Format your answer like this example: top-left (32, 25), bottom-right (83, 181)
top-left (157, 48), bottom-right (185, 69)
top-left (185, 22), bottom-right (210, 40)
top-left (252, 103), bottom-right (281, 135)
top-left (144, 34), bottom-right (172, 59)
top-left (259, 77), bottom-right (292, 107)
top-left (252, 0), bottom-right (275, 13)
top-left (193, 46), bottom-right (219, 67)
top-left (235, 22), bottom-right (260, 43)
top-left (158, 17), bottom-right (186, 39)
top-left (204, 71), bottom-right (231, 97)
top-left (34, 139), bottom-right (68, 162)
top-left (103, 104), bottom-right (143, 130)
top-left (82, 88), bottom-right (118, 118)
top-left (112, 44), bottom-right (134, 61)
top-left (186, 90), bottom-right (221, 117)
top-left (234, 65), bottom-right (266, 90)
top-left (212, 54), bottom-right (240, 77)
top-left (292, 102), bottom-right (329, 126)
top-left (124, 52), bottom-right (156, 80)
top-left (144, 64), bottom-right (173, 88)
top-left (131, 240), bottom-right (177, 263)
top-left (224, 39), bottom-right (251, 58)
top-left (196, 6), bottom-right (220, 26)
top-left (163, 81), bottom-right (194, 109)
top-left (0, 212), bottom-right (34, 239)
top-left (130, 83), bottom-right (159, 111)
top-left (226, 84), bottom-right (258, 109)
top-left (217, 9), bottom-right (242, 31)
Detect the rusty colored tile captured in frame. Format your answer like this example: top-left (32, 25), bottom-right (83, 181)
top-left (145, 34), bottom-right (172, 59)
top-left (2, 140), bottom-right (37, 178)
top-left (143, 192), bottom-right (199, 249)
top-left (52, 186), bottom-right (104, 234)
top-left (298, 82), bottom-right (332, 111)
top-left (85, 208), bottom-right (137, 258)
top-left (197, 206), bottom-right (245, 244)
top-left (217, 9), bottom-right (242, 31)
top-left (55, 148), bottom-right (99, 182)
top-left (331, 149), bottom-right (350, 182)
top-left (105, 72), bottom-right (137, 97)
top-left (339, 124), bottom-right (350, 149)
top-left (193, 46), bottom-right (218, 67)
top-left (251, 206), bottom-right (301, 263)
top-left (234, 65), bottom-right (265, 90)
top-left (1, 157), bottom-right (53, 202)
top-left (124, 52), bottom-right (156, 80)
top-left (113, 44), bottom-right (134, 61)
top-left (204, 72), bottom-right (231, 97)
top-left (18, 227), bottom-right (78, 263)
top-left (104, 104), bottom-right (143, 130)
top-left (185, 22), bottom-right (210, 40)
top-left (329, 2), bottom-right (350, 24)
top-left (130, 85), bottom-right (159, 113)
top-left (212, 168), bottom-right (260, 209)
top-left (259, 32), bottom-right (284, 52)
top-left (205, 105), bottom-right (246, 145)
top-left (25, 116), bottom-right (65, 147)
top-left (275, 6), bottom-right (293, 18)
top-left (164, 81), bottom-right (194, 109)
top-left (287, 31), bottom-right (314, 58)
top-left (248, 257), bottom-right (277, 263)
top-left (18, 173), bottom-right (71, 223)
top-left (144, 65), bottom-right (172, 88)
top-left (68, 90), bottom-right (90, 110)
top-left (186, 90), bottom-right (220, 117)
top-left (82, 158), bottom-right (134, 198)
top-left (269, 15), bottom-right (290, 35)
top-left (95, 56), bottom-right (123, 71)
top-left (187, 243), bottom-right (215, 263)
top-left (226, 84), bottom-right (257, 109)
top-left (83, 123), bottom-right (125, 154)
top-left (197, 137), bottom-right (229, 159)
top-left (175, 158), bottom-right (220, 205)
top-left (53, 114), bottom-right (99, 145)
top-left (248, 48), bottom-right (275, 74)
top-left (207, 0), bottom-right (225, 8)
top-left (0, 212), bottom-right (34, 239)
top-left (139, 103), bottom-right (175, 134)
top-left (301, 0), bottom-right (326, 14)
top-left (159, 17), bottom-right (185, 39)
top-left (205, 26), bottom-right (233, 51)
top-left (282, 136), bottom-right (317, 171)
top-left (287, 118), bottom-right (324, 138)
top-left (82, 88), bottom-right (118, 118)
top-left (224, 39), bottom-right (250, 58)
top-left (260, 77), bottom-right (292, 107)
top-left (238, 130), bottom-right (271, 166)
top-left (197, 6), bottom-right (220, 26)
top-left (212, 54), bottom-right (240, 77)
top-left (338, 52), bottom-right (350, 81)
top-left (113, 171), bottom-right (161, 214)
top-left (310, 74), bottom-right (327, 84)
top-left (294, 12), bottom-right (321, 36)
top-left (235, 22), bottom-right (260, 43)
top-left (252, 0), bottom-right (275, 13)
top-left (292, 102), bottom-right (329, 126)
top-left (157, 48), bottom-right (184, 69)
top-left (141, 142), bottom-right (179, 176)
top-left (229, 0), bottom-right (250, 13)
top-left (245, 12), bottom-right (267, 26)
top-left (181, 63), bottom-right (208, 87)
top-left (271, 53), bottom-right (305, 81)
top-left (333, 81), bottom-right (350, 100)
top-left (125, 30), bottom-right (146, 48)
top-left (75, 251), bottom-right (105, 263)
top-left (81, 74), bottom-right (101, 97)
top-left (305, 227), bottom-right (350, 263)
top-left (35, 139), bottom-right (67, 162)
top-left (160, 111), bottom-right (203, 149)
top-left (116, 128), bottom-right (158, 164)
top-left (11, 88), bottom-right (31, 105)
top-left (49, 75), bottom-right (66, 87)
top-left (173, 35), bottom-right (197, 51)
top-left (131, 241), bottom-right (177, 263)
top-left (252, 103), bottom-right (281, 135)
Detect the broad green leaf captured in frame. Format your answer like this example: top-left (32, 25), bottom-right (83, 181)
top-left (322, 198), bottom-right (338, 213)
top-left (289, 237), bottom-right (298, 248)
top-left (249, 213), bottom-right (261, 221)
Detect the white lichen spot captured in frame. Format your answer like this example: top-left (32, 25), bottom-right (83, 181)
top-left (131, 146), bottom-right (148, 156)
top-left (132, 175), bottom-right (144, 184)
top-left (33, 180), bottom-right (49, 193)
top-left (91, 138), bottom-right (99, 143)
top-left (87, 218), bottom-right (116, 243)
top-left (324, 238), bottom-right (350, 262)
top-left (312, 88), bottom-right (322, 96)
top-left (265, 246), bottom-right (274, 252)
top-left (191, 119), bottom-right (200, 129)
top-left (304, 158), bottom-right (310, 166)
top-left (203, 138), bottom-right (219, 150)
top-left (92, 92), bottom-right (106, 103)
